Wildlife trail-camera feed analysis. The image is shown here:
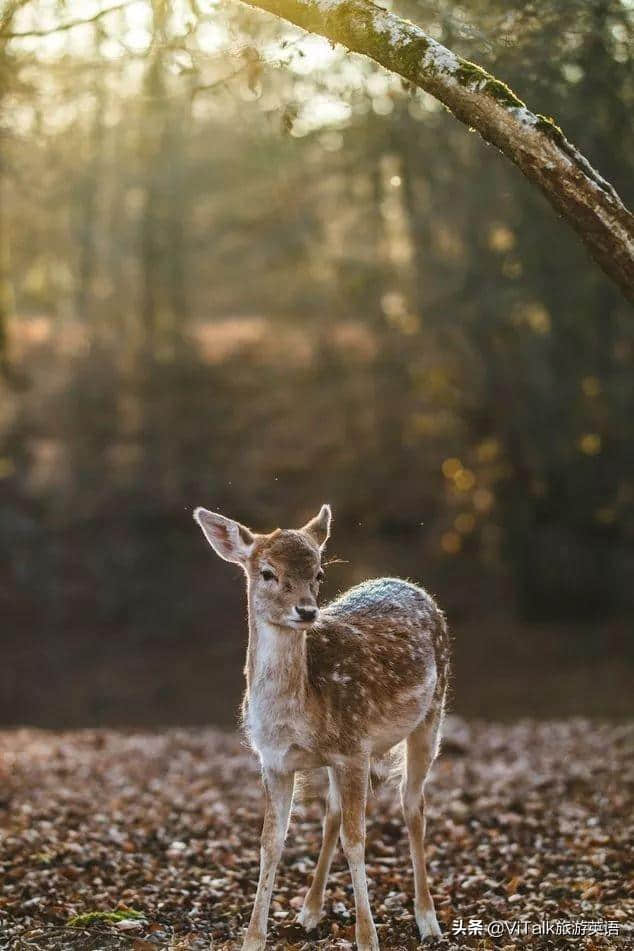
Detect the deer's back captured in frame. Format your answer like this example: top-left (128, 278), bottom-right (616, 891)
top-left (306, 578), bottom-right (449, 755)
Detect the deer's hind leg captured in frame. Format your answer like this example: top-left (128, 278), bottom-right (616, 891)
top-left (401, 702), bottom-right (444, 939)
top-left (298, 769), bottom-right (341, 931)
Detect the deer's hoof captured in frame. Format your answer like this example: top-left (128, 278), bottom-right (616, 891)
top-left (417, 908), bottom-right (442, 938)
top-left (297, 902), bottom-right (322, 931)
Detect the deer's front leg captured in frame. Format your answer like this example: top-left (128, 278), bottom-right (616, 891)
top-left (332, 759), bottom-right (379, 951)
top-left (243, 768), bottom-right (294, 951)
top-left (298, 770), bottom-right (341, 930)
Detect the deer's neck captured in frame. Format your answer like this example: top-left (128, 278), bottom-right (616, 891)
top-left (245, 589), bottom-right (307, 700)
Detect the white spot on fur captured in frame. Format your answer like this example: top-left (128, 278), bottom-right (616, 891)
top-left (332, 670), bottom-right (352, 684)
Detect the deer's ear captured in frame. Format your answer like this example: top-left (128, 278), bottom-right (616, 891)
top-left (301, 504), bottom-right (332, 550)
top-left (193, 508), bottom-right (254, 565)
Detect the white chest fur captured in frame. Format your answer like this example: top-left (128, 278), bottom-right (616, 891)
top-left (245, 621), bottom-right (321, 772)
top-left (246, 692), bottom-right (319, 771)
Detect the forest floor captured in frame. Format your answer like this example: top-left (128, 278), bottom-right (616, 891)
top-left (0, 719), bottom-right (632, 950)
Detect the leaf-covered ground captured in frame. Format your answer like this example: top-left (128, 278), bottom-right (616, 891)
top-left (1, 720), bottom-right (632, 950)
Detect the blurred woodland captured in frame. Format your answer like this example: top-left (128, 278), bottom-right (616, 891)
top-left (0, 0), bottom-right (633, 726)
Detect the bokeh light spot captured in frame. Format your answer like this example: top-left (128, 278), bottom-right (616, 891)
top-left (581, 376), bottom-right (601, 397)
top-left (578, 433), bottom-right (602, 455)
top-left (441, 531), bottom-right (462, 554)
top-left (442, 457), bottom-right (462, 479)
top-left (454, 468), bottom-right (476, 492)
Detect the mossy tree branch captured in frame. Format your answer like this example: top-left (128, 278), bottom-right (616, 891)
top-left (238, 0), bottom-right (634, 303)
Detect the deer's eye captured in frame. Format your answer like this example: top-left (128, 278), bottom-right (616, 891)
top-left (261, 568), bottom-right (277, 582)
top-left (316, 569), bottom-right (325, 583)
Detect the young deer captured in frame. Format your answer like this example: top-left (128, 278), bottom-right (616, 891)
top-left (194, 504), bottom-right (449, 950)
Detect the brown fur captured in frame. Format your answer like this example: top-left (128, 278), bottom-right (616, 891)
top-left (193, 505), bottom-right (449, 950)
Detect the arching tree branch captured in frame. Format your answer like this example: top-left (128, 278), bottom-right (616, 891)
top-left (239, 0), bottom-right (634, 302)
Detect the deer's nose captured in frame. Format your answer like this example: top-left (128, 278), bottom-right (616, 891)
top-left (295, 605), bottom-right (317, 622)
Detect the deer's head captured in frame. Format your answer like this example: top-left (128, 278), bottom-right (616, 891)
top-left (193, 505), bottom-right (331, 630)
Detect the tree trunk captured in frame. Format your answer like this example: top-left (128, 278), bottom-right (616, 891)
top-left (0, 173), bottom-right (14, 372)
top-left (239, 0), bottom-right (634, 303)
top-left (0, 2), bottom-right (28, 373)
top-left (76, 53), bottom-right (106, 322)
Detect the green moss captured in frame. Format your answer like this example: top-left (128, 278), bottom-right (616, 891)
top-left (317, 1), bottom-right (429, 79)
top-left (535, 113), bottom-right (567, 148)
top-left (311, 1), bottom-right (525, 113)
top-left (455, 59), bottom-right (526, 109)
top-left (400, 35), bottom-right (431, 73)
top-left (67, 908), bottom-right (145, 927)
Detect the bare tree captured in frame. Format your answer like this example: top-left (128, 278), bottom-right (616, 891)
top-left (0, 0), bottom-right (30, 372)
top-left (238, 0), bottom-right (634, 303)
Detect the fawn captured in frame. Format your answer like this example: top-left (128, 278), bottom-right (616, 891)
top-left (194, 504), bottom-right (449, 950)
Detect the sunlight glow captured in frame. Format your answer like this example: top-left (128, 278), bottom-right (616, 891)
top-left (288, 35), bottom-right (340, 75)
top-left (197, 22), bottom-right (229, 54)
top-left (9, 0), bottom-right (373, 134)
top-left (293, 95), bottom-right (352, 135)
